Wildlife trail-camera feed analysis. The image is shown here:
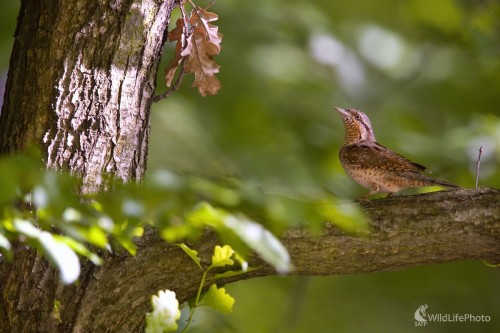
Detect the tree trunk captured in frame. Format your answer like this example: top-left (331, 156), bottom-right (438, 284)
top-left (1, 188), bottom-right (498, 332)
top-left (0, 0), bottom-right (175, 193)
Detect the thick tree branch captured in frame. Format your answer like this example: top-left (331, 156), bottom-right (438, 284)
top-left (139, 187), bottom-right (500, 292)
top-left (282, 187), bottom-right (499, 275)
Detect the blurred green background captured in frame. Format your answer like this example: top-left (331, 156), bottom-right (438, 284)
top-left (1, 0), bottom-right (499, 332)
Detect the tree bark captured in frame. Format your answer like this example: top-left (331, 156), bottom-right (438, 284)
top-left (1, 188), bottom-right (499, 332)
top-left (0, 0), bottom-right (175, 193)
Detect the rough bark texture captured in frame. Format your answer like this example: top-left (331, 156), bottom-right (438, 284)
top-left (0, 188), bottom-right (498, 332)
top-left (0, 0), bottom-right (175, 193)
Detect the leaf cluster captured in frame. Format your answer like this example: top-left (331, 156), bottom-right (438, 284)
top-left (0, 154), bottom-right (369, 284)
top-left (178, 244), bottom-right (239, 332)
top-left (157, 0), bottom-right (223, 100)
top-left (146, 244), bottom-right (242, 333)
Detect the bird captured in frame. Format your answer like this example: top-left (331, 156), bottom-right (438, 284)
top-left (334, 107), bottom-right (459, 197)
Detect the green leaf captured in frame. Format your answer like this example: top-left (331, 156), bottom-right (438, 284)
top-left (212, 267), bottom-right (256, 280)
top-left (14, 220), bottom-right (81, 284)
top-left (178, 243), bottom-right (203, 270)
top-left (0, 232), bottom-right (11, 252)
top-left (114, 224), bottom-right (143, 255)
top-left (116, 237), bottom-right (137, 256)
top-left (200, 284), bottom-right (235, 314)
top-left (0, 170), bottom-right (17, 204)
top-left (0, 154), bottom-right (42, 204)
top-left (133, 226), bottom-right (144, 237)
top-left (146, 169), bottom-right (185, 191)
top-left (224, 214), bottom-right (292, 273)
top-left (186, 202), bottom-right (227, 228)
top-left (161, 223), bottom-right (201, 243)
top-left (85, 225), bottom-right (109, 247)
top-left (190, 178), bottom-right (241, 206)
top-left (54, 235), bottom-right (102, 265)
top-left (13, 219), bottom-right (40, 238)
top-left (39, 233), bottom-right (81, 284)
top-left (233, 252), bottom-right (249, 272)
top-left (210, 245), bottom-right (234, 269)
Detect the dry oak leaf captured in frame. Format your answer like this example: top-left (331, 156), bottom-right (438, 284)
top-left (181, 6), bottom-right (223, 96)
top-left (164, 18), bottom-right (185, 87)
top-left (190, 6), bottom-right (222, 54)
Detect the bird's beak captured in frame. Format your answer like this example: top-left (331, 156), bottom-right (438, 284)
top-left (334, 107), bottom-right (348, 116)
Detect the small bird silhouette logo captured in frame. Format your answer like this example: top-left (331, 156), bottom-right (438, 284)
top-left (414, 304), bottom-right (428, 322)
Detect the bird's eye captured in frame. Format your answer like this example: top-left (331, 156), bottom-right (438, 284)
top-left (355, 114), bottom-right (361, 119)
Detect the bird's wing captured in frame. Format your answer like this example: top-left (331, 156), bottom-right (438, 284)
top-left (340, 142), bottom-right (427, 172)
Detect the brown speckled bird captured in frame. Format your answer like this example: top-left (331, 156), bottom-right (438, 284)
top-left (335, 107), bottom-right (458, 197)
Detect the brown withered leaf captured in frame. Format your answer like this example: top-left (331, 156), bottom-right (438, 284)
top-left (190, 6), bottom-right (223, 54)
top-left (181, 6), bottom-right (223, 96)
top-left (164, 18), bottom-right (185, 87)
top-left (181, 33), bottom-right (221, 96)
top-left (161, 5), bottom-right (223, 97)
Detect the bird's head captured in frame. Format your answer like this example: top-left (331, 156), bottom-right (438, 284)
top-left (334, 107), bottom-right (376, 145)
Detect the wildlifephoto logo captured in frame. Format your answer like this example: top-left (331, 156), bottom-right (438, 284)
top-left (414, 304), bottom-right (428, 325)
top-left (414, 304), bottom-right (491, 327)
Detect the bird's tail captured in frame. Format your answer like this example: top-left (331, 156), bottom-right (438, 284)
top-left (404, 172), bottom-right (460, 188)
top-left (424, 176), bottom-right (460, 188)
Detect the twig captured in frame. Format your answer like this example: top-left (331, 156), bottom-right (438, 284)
top-left (153, 0), bottom-right (191, 103)
top-left (153, 57), bottom-right (187, 103)
top-left (188, 0), bottom-right (212, 36)
top-left (205, 0), bottom-right (217, 10)
top-left (475, 146), bottom-right (483, 189)
top-left (179, 0), bottom-right (190, 42)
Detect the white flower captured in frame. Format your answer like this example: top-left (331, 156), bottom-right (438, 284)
top-left (146, 290), bottom-right (181, 333)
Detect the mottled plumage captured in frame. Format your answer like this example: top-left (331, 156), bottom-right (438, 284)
top-left (335, 107), bottom-right (458, 196)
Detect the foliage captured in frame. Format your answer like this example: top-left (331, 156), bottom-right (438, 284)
top-left (180, 244), bottom-right (237, 332)
top-left (146, 244), bottom-right (242, 333)
top-left (158, 0), bottom-right (223, 99)
top-left (0, 154), bottom-right (368, 284)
